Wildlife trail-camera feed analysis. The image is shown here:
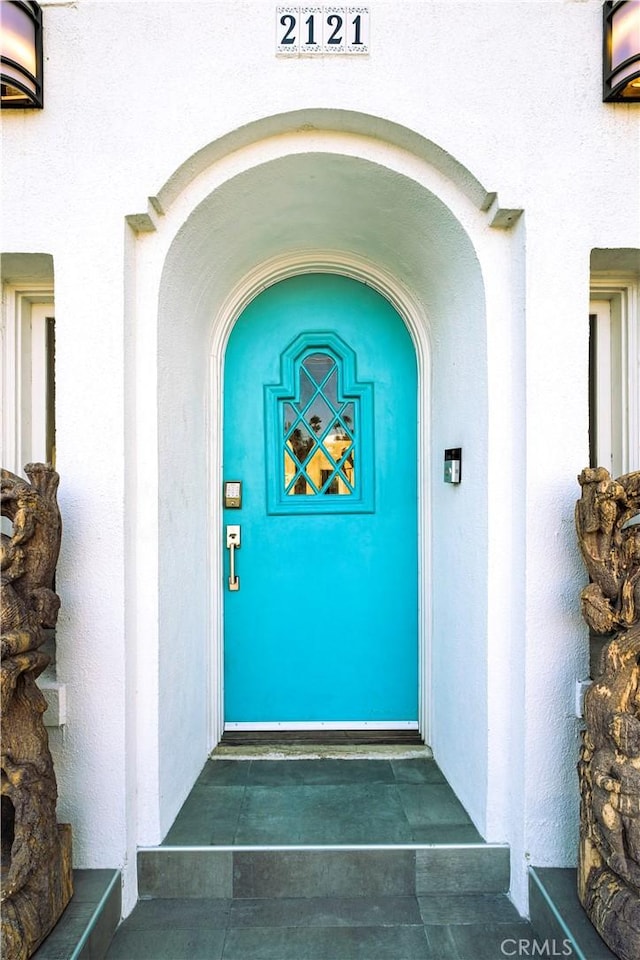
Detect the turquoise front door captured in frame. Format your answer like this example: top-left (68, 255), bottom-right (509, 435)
top-left (223, 274), bottom-right (418, 728)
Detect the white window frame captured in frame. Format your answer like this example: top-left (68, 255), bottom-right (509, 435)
top-left (590, 275), bottom-right (639, 477)
top-left (1, 283), bottom-right (54, 476)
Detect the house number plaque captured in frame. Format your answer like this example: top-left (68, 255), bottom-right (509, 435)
top-left (276, 6), bottom-right (370, 56)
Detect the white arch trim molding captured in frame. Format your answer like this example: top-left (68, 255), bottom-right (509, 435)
top-left (154, 109), bottom-right (492, 216)
top-left (207, 250), bottom-right (433, 747)
top-left (127, 111), bottom-right (522, 237)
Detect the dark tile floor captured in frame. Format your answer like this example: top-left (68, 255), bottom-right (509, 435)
top-left (35, 762), bottom-right (598, 959)
top-left (105, 893), bottom-right (535, 959)
top-left (162, 757), bottom-right (484, 846)
top-left (105, 757), bottom-right (539, 959)
top-left (33, 869), bottom-right (121, 960)
top-left (529, 868), bottom-right (617, 959)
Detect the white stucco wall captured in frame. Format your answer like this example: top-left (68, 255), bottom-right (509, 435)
top-left (2, 0), bottom-right (639, 917)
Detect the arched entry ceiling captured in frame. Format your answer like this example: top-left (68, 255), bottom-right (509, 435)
top-left (126, 108), bottom-right (523, 342)
top-left (158, 150), bottom-right (485, 345)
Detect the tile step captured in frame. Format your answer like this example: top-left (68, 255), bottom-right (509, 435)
top-left (105, 893), bottom-right (534, 960)
top-left (138, 844), bottom-right (511, 900)
top-left (529, 867), bottom-right (618, 960)
top-left (31, 859), bottom-right (626, 959)
top-left (32, 869), bottom-right (121, 960)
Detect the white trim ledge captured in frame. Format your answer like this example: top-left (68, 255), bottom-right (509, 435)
top-left (224, 721), bottom-right (420, 731)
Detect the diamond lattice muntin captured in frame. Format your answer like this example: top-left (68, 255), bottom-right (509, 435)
top-left (283, 352), bottom-right (356, 496)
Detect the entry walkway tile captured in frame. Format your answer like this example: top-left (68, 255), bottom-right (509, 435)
top-left (398, 782), bottom-right (473, 826)
top-left (33, 870), bottom-right (120, 960)
top-left (442, 921), bottom-right (539, 960)
top-left (232, 849), bottom-right (417, 899)
top-left (105, 899), bottom-right (228, 959)
top-left (528, 867), bottom-right (617, 959)
top-left (221, 924), bottom-right (432, 959)
top-left (106, 925), bottom-right (226, 959)
top-left (121, 898), bottom-right (231, 928)
top-left (106, 895), bottom-right (536, 960)
top-left (247, 758), bottom-right (397, 785)
top-left (410, 823), bottom-right (485, 843)
top-left (164, 786), bottom-right (244, 845)
top-left (228, 895), bottom-right (423, 927)
top-left (418, 892), bottom-right (523, 925)
top-left (235, 783), bottom-right (412, 844)
top-left (391, 758), bottom-right (447, 783)
top-left (162, 757), bottom-right (483, 846)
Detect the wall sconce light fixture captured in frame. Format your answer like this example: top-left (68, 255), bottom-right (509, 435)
top-left (1, 1), bottom-right (43, 108)
top-left (603, 1), bottom-right (640, 101)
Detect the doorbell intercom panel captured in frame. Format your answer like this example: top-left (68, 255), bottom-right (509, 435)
top-left (444, 449), bottom-right (462, 484)
top-left (224, 480), bottom-right (242, 509)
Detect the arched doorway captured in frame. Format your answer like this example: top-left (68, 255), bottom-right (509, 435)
top-left (134, 116), bottom-right (507, 846)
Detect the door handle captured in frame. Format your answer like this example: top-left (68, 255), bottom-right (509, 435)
top-left (226, 525), bottom-right (241, 591)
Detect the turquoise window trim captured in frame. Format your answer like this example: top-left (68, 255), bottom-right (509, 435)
top-left (265, 331), bottom-right (375, 515)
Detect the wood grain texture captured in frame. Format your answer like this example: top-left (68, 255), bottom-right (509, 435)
top-left (1, 465), bottom-right (73, 960)
top-left (576, 467), bottom-right (640, 960)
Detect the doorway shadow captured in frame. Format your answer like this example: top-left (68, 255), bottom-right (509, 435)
top-left (161, 756), bottom-right (483, 847)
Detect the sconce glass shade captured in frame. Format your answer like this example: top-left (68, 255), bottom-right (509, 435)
top-left (604, 1), bottom-right (640, 101)
top-left (1, 1), bottom-right (43, 108)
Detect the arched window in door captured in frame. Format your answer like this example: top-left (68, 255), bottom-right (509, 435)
top-left (265, 332), bottom-right (374, 514)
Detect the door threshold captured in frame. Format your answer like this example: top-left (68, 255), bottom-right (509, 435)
top-left (218, 729), bottom-right (425, 749)
top-left (224, 722), bottom-right (419, 732)
top-left (211, 741), bottom-right (432, 760)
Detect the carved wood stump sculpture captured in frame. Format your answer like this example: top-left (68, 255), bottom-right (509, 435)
top-left (1, 465), bottom-right (73, 960)
top-left (576, 467), bottom-right (640, 960)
